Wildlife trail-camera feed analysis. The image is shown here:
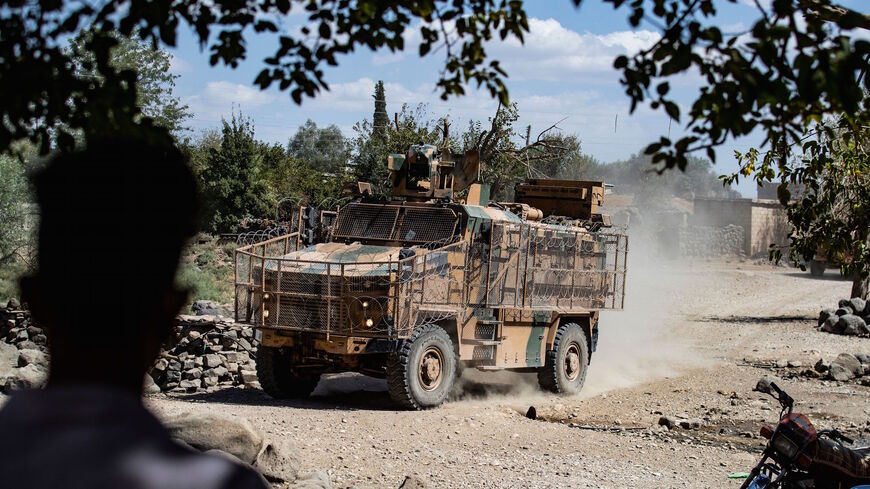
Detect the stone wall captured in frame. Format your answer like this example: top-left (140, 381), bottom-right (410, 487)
top-left (678, 224), bottom-right (745, 258)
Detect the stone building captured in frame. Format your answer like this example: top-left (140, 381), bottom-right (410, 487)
top-left (691, 191), bottom-right (791, 257)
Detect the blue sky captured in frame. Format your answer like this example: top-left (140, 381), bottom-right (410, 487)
top-left (167, 0), bottom-right (869, 197)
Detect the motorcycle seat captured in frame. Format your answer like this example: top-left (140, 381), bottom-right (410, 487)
top-left (811, 438), bottom-right (870, 485)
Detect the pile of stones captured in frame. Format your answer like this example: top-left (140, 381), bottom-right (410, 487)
top-left (678, 224), bottom-right (745, 258)
top-left (802, 352), bottom-right (870, 385)
top-left (0, 299), bottom-right (49, 393)
top-left (1, 298), bottom-right (261, 395)
top-left (148, 311), bottom-right (260, 394)
top-left (818, 298), bottom-right (870, 336)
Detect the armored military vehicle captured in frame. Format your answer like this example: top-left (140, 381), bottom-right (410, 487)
top-left (234, 144), bottom-right (628, 409)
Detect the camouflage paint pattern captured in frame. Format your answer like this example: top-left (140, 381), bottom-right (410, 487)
top-left (236, 174), bottom-right (626, 372)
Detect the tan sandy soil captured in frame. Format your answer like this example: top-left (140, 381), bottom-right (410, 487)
top-left (142, 260), bottom-right (867, 488)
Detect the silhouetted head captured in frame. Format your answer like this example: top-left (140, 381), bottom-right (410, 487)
top-left (21, 138), bottom-right (197, 392)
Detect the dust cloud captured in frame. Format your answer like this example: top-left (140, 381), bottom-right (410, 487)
top-left (581, 227), bottom-right (710, 398)
top-left (451, 220), bottom-right (712, 404)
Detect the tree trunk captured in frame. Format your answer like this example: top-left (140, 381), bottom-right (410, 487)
top-left (852, 234), bottom-right (870, 299)
top-left (853, 274), bottom-right (869, 300)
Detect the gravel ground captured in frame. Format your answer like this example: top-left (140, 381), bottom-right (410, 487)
top-left (143, 260), bottom-right (869, 488)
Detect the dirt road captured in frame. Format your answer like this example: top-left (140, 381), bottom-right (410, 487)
top-left (149, 261), bottom-right (869, 488)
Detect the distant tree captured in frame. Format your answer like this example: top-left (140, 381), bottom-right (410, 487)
top-left (69, 31), bottom-right (190, 136)
top-left (259, 142), bottom-right (344, 207)
top-left (287, 120), bottom-right (348, 174)
top-left (460, 104), bottom-right (523, 200)
top-left (352, 103), bottom-right (441, 198)
top-left (373, 81), bottom-right (389, 140)
top-left (200, 114), bottom-right (270, 233)
top-left (0, 155), bottom-right (31, 265)
top-left (182, 129), bottom-right (222, 178)
top-left (461, 103), bottom-right (583, 200)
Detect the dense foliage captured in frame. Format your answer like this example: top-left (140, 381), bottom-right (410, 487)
top-left (731, 123), bottom-right (870, 298)
top-left (69, 31), bottom-right (190, 135)
top-left (199, 114), bottom-right (271, 233)
top-left (1, 0), bottom-right (527, 154)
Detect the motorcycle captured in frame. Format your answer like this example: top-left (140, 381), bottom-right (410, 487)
top-left (741, 378), bottom-right (870, 488)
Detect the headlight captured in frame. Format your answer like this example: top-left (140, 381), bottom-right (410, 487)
top-left (771, 433), bottom-right (800, 459)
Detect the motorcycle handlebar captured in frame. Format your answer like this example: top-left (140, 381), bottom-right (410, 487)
top-left (824, 429), bottom-right (854, 445)
top-left (768, 382), bottom-right (794, 411)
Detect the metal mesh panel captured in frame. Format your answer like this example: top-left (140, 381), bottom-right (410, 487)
top-left (474, 323), bottom-right (496, 340)
top-left (472, 345), bottom-right (495, 360)
top-left (331, 203), bottom-right (458, 245)
top-left (480, 222), bottom-right (628, 311)
top-left (332, 204), bottom-right (399, 241)
top-left (395, 207), bottom-right (458, 243)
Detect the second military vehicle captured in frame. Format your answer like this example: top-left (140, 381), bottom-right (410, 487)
top-left (234, 144), bottom-right (628, 409)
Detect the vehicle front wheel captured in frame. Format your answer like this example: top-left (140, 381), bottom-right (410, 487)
top-left (387, 324), bottom-right (456, 410)
top-left (256, 346), bottom-right (322, 399)
top-left (537, 322), bottom-right (589, 395)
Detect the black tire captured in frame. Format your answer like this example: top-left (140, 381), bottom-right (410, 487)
top-left (256, 346), bottom-right (321, 399)
top-left (810, 260), bottom-right (825, 277)
top-left (537, 322), bottom-right (589, 395)
top-left (387, 324), bottom-right (456, 410)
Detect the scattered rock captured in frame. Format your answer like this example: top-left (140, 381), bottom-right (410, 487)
top-left (17, 348), bottom-right (49, 369)
top-left (679, 419), bottom-right (703, 430)
top-left (253, 438), bottom-right (301, 483)
top-left (657, 416), bottom-right (678, 429)
top-left (0, 342), bottom-right (19, 369)
top-left (397, 475), bottom-right (427, 489)
top-left (525, 406), bottom-right (537, 420)
top-left (834, 353), bottom-right (863, 377)
top-left (849, 298), bottom-right (867, 316)
top-left (814, 358), bottom-right (830, 373)
top-left (800, 368), bottom-right (820, 379)
top-left (838, 315), bottom-right (867, 336)
top-left (821, 316), bottom-right (841, 333)
top-left (165, 413), bottom-right (265, 464)
top-left (2, 364), bottom-right (47, 392)
top-left (819, 308), bottom-right (837, 326)
top-left (855, 353), bottom-right (870, 366)
top-left (143, 374), bottom-right (162, 395)
top-left (836, 307), bottom-right (854, 317)
top-left (829, 364), bottom-right (854, 382)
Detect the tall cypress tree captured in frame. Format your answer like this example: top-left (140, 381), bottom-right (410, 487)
top-left (372, 80), bottom-right (388, 140)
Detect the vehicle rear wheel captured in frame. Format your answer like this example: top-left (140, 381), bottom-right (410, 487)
top-left (387, 324), bottom-right (456, 410)
top-left (537, 322), bottom-right (589, 395)
top-left (810, 260), bottom-right (826, 277)
top-left (256, 346), bottom-right (321, 399)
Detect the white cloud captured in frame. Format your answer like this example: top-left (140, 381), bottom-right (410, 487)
top-left (202, 81), bottom-right (275, 107)
top-left (183, 81), bottom-right (277, 124)
top-left (487, 18), bottom-right (659, 81)
top-left (169, 54), bottom-right (192, 75)
top-left (370, 17), bottom-right (659, 83)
